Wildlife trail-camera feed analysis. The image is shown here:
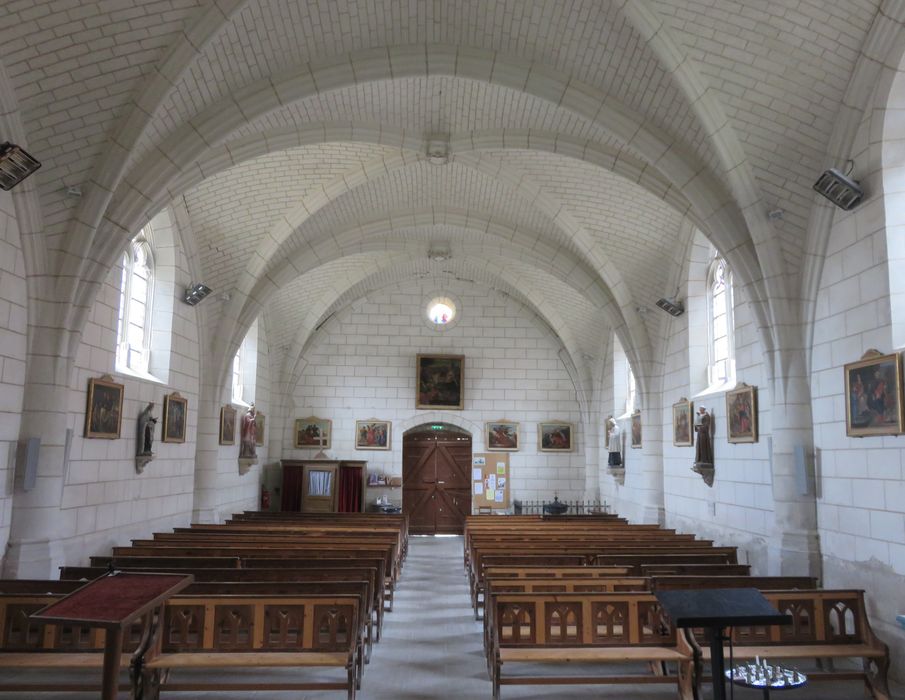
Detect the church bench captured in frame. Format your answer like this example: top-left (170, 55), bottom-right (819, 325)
top-left (685, 589), bottom-right (891, 700)
top-left (0, 583), bottom-right (145, 695)
top-left (61, 564), bottom-right (383, 645)
top-left (641, 563), bottom-right (751, 576)
top-left (91, 554), bottom-right (390, 631)
top-left (651, 575), bottom-right (818, 591)
top-left (487, 591), bottom-right (695, 700)
top-left (140, 591), bottom-right (363, 700)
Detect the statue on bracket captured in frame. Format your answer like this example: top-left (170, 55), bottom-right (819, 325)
top-left (606, 416), bottom-right (625, 484)
top-left (238, 403), bottom-right (258, 473)
top-left (692, 405), bottom-right (715, 487)
top-left (135, 402), bottom-right (157, 474)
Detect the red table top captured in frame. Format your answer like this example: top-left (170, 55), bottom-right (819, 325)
top-left (31, 572), bottom-right (192, 628)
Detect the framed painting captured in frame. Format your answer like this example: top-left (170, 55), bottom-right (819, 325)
top-left (844, 351), bottom-right (904, 437)
top-left (486, 421), bottom-right (519, 451)
top-left (630, 411), bottom-right (642, 449)
top-left (355, 420), bottom-right (391, 450)
top-left (255, 412), bottom-right (266, 446)
top-left (672, 399), bottom-right (693, 446)
top-left (294, 417), bottom-right (332, 449)
top-left (416, 354), bottom-right (464, 409)
top-left (726, 384), bottom-right (758, 443)
top-left (84, 376), bottom-right (124, 439)
top-left (161, 392), bottom-right (187, 443)
top-left (220, 405), bottom-right (237, 445)
top-left (538, 421), bottom-right (573, 452)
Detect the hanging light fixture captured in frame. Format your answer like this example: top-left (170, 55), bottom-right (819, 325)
top-left (0, 142), bottom-right (41, 190)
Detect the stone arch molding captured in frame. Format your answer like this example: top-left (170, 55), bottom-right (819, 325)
top-left (69, 44), bottom-right (774, 362)
top-left (276, 249), bottom-right (594, 398)
top-left (220, 215), bottom-right (630, 395)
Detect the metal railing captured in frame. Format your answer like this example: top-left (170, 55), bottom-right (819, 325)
top-left (512, 499), bottom-right (609, 516)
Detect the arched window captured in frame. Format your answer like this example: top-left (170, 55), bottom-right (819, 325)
top-left (232, 319), bottom-right (258, 405)
top-left (116, 233), bottom-right (154, 373)
top-left (707, 255), bottom-right (735, 386)
top-left (626, 364), bottom-right (636, 415)
top-left (232, 344), bottom-right (244, 404)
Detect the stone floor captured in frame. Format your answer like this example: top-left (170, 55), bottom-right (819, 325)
top-left (4, 535), bottom-right (900, 698)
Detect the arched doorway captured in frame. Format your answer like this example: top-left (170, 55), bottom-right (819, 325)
top-left (402, 423), bottom-right (472, 534)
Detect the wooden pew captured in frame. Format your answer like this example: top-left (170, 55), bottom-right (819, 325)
top-left (487, 591), bottom-right (695, 700)
top-left (651, 575), bottom-right (818, 591)
top-left (685, 589), bottom-right (891, 700)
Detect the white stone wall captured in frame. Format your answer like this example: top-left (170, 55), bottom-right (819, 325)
top-left (288, 280), bottom-right (585, 505)
top-left (811, 103), bottom-right (905, 662)
top-left (0, 191), bottom-right (27, 568)
top-left (659, 275), bottom-right (775, 571)
top-left (60, 218), bottom-right (201, 566)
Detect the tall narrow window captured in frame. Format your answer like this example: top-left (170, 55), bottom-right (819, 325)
top-left (626, 364), bottom-right (636, 415)
top-left (707, 255), bottom-right (735, 386)
top-left (232, 344), bottom-right (244, 404)
top-left (116, 233), bottom-right (154, 373)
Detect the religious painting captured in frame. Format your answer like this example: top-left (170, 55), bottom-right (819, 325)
top-left (630, 411), bottom-right (642, 449)
top-left (294, 417), bottom-right (331, 449)
top-left (486, 421), bottom-right (519, 451)
top-left (672, 399), bottom-right (693, 446)
top-left (416, 354), bottom-right (464, 409)
top-left (219, 404), bottom-right (236, 445)
top-left (844, 351), bottom-right (904, 437)
top-left (356, 420), bottom-right (391, 450)
top-left (726, 384), bottom-right (758, 444)
top-left (161, 392), bottom-right (187, 443)
top-left (84, 376), bottom-right (124, 439)
top-left (255, 412), bottom-right (265, 446)
top-left (538, 421), bottom-right (573, 452)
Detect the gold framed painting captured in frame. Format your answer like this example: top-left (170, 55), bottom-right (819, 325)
top-left (84, 376), bottom-right (124, 439)
top-left (726, 384), bottom-right (758, 444)
top-left (355, 420), bottom-right (391, 450)
top-left (630, 411), bottom-right (642, 449)
top-left (844, 351), bottom-right (904, 437)
top-left (294, 416), bottom-right (331, 449)
top-left (416, 354), bottom-right (464, 409)
top-left (161, 392), bottom-right (187, 443)
top-left (220, 404), bottom-right (237, 445)
top-left (538, 421), bottom-right (573, 452)
top-left (672, 399), bottom-right (693, 446)
top-left (486, 421), bottom-right (519, 451)
top-left (255, 412), bottom-right (265, 446)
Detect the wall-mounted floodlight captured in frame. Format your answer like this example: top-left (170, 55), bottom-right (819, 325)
top-left (656, 296), bottom-right (685, 317)
top-left (183, 282), bottom-right (212, 306)
top-left (0, 142), bottom-right (41, 191)
top-left (813, 162), bottom-right (863, 210)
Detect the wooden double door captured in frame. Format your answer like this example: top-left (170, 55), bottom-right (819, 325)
top-left (402, 426), bottom-right (472, 534)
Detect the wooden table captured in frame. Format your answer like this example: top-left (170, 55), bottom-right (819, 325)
top-left (31, 571), bottom-right (193, 700)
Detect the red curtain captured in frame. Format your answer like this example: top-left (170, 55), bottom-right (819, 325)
top-left (338, 465), bottom-right (363, 513)
top-left (280, 463), bottom-right (304, 511)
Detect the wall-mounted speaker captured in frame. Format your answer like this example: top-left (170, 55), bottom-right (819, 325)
top-left (17, 437), bottom-right (40, 491)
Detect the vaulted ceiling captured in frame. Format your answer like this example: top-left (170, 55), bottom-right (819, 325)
top-left (0, 0), bottom-right (889, 391)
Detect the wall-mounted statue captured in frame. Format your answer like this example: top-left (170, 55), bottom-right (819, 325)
top-left (239, 403), bottom-right (258, 461)
top-left (692, 406), bottom-right (715, 486)
top-left (607, 416), bottom-right (622, 468)
top-left (135, 402), bottom-right (157, 474)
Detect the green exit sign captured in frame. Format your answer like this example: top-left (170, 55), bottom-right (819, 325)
top-left (431, 425), bottom-right (444, 430)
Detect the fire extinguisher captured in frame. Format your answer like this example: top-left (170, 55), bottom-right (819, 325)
top-left (261, 484), bottom-right (271, 511)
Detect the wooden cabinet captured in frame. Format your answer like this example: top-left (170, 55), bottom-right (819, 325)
top-left (280, 459), bottom-right (367, 513)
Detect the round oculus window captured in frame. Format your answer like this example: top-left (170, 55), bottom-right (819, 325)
top-left (428, 298), bottom-right (456, 325)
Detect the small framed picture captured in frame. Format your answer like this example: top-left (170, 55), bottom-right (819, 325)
top-left (538, 421), bottom-right (573, 452)
top-left (356, 420), bottom-right (391, 450)
top-left (630, 411), bottom-right (642, 449)
top-left (161, 392), bottom-right (188, 443)
top-left (85, 376), bottom-right (124, 439)
top-left (486, 421), bottom-right (519, 451)
top-left (220, 404), bottom-right (237, 445)
top-left (844, 351), bottom-right (904, 437)
top-left (416, 354), bottom-right (464, 409)
top-left (672, 399), bottom-right (693, 446)
top-left (726, 385), bottom-right (758, 444)
top-left (294, 417), bottom-right (331, 449)
top-left (255, 412), bottom-right (265, 446)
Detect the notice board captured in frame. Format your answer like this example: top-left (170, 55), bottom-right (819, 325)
top-left (472, 453), bottom-right (510, 509)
